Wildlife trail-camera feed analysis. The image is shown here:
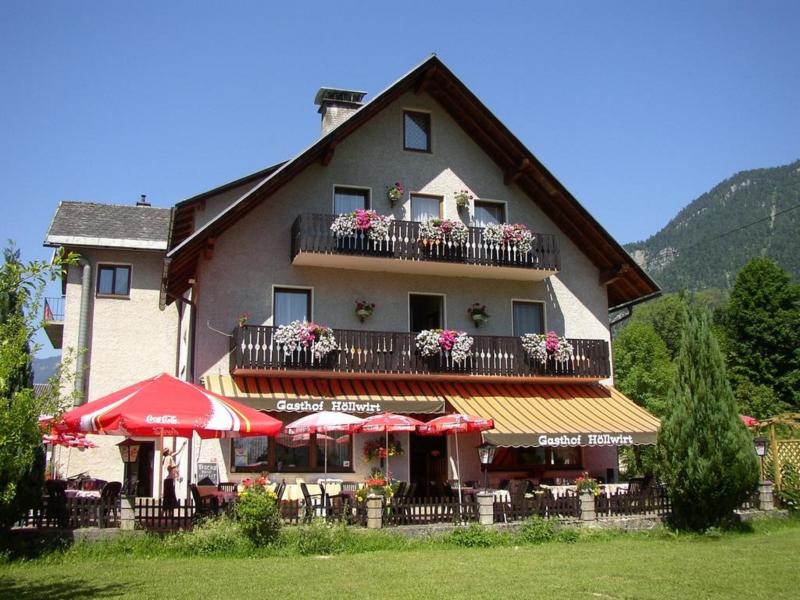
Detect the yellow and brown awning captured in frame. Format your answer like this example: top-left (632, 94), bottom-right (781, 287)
top-left (438, 381), bottom-right (659, 447)
top-left (203, 375), bottom-right (445, 414)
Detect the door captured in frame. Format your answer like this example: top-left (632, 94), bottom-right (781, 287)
top-left (409, 433), bottom-right (448, 497)
top-left (134, 441), bottom-right (155, 497)
top-left (409, 294), bottom-right (444, 332)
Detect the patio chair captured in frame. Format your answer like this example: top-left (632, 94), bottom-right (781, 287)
top-left (300, 482), bottom-right (327, 522)
top-left (98, 481), bottom-right (122, 527)
top-left (189, 484), bottom-right (219, 519)
top-left (218, 482), bottom-right (237, 493)
top-left (394, 481), bottom-right (407, 498)
top-left (44, 479), bottom-right (68, 527)
top-left (274, 482), bottom-right (286, 502)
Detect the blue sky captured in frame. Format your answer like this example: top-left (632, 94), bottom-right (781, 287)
top-left (1, 1), bottom-right (798, 357)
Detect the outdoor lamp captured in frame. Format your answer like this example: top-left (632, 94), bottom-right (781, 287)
top-left (753, 436), bottom-right (768, 458)
top-left (477, 442), bottom-right (496, 491)
top-left (117, 439), bottom-right (141, 496)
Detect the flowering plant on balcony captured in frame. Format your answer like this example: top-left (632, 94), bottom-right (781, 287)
top-left (330, 209), bottom-right (394, 242)
top-left (387, 181), bottom-right (404, 205)
top-left (521, 331), bottom-right (574, 364)
top-left (483, 223), bottom-right (535, 254)
top-left (363, 434), bottom-right (403, 461)
top-left (574, 472), bottom-right (601, 496)
top-left (274, 320), bottom-right (339, 359)
top-left (355, 299), bottom-right (375, 323)
top-left (453, 189), bottom-right (474, 208)
top-left (416, 328), bottom-right (474, 365)
top-left (237, 312), bottom-right (251, 327)
top-left (466, 302), bottom-right (489, 327)
top-left (418, 217), bottom-right (469, 246)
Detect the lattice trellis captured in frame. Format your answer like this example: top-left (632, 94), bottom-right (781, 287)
top-left (764, 439), bottom-right (800, 489)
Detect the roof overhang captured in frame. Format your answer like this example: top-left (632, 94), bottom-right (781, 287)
top-left (44, 235), bottom-right (168, 251)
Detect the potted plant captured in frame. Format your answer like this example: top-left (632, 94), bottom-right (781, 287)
top-left (387, 181), bottom-right (404, 206)
top-left (466, 303), bottom-right (489, 327)
top-left (574, 472), bottom-right (601, 496)
top-left (356, 468), bottom-right (395, 501)
top-left (355, 299), bottom-right (375, 323)
top-left (483, 222), bottom-right (535, 255)
top-left (453, 189), bottom-right (474, 209)
top-left (273, 320), bottom-right (339, 361)
top-left (237, 312), bottom-right (251, 328)
top-left (520, 330), bottom-right (574, 364)
top-left (415, 328), bottom-right (474, 366)
top-left (330, 209), bottom-right (394, 253)
top-left (418, 218), bottom-right (469, 256)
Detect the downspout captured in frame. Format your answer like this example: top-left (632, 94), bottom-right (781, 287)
top-left (74, 257), bottom-right (92, 404)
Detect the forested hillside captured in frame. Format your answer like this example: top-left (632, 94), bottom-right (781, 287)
top-left (625, 160), bottom-right (800, 292)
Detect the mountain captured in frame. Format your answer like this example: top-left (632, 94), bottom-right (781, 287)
top-left (625, 160), bottom-right (800, 292)
top-left (33, 355), bottom-right (60, 383)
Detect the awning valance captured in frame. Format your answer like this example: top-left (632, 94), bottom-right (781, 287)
top-left (439, 381), bottom-right (659, 447)
top-left (203, 375), bottom-right (445, 415)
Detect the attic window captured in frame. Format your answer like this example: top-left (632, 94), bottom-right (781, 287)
top-left (97, 264), bottom-right (131, 298)
top-left (404, 111), bottom-right (431, 152)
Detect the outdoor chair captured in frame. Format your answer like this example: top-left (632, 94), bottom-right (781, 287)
top-left (189, 484), bottom-right (219, 519)
top-left (44, 479), bottom-right (68, 527)
top-left (98, 481), bottom-right (122, 527)
top-left (274, 482), bottom-right (286, 502)
top-left (300, 482), bottom-right (327, 522)
top-left (218, 482), bottom-right (237, 493)
top-left (394, 481), bottom-right (407, 498)
top-left (406, 482), bottom-right (417, 499)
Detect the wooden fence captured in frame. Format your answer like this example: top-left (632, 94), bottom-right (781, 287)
top-left (595, 486), bottom-right (671, 518)
top-left (493, 492), bottom-right (581, 523)
top-left (134, 498), bottom-right (195, 532)
top-left (384, 496), bottom-right (479, 526)
top-left (17, 497), bottom-right (120, 529)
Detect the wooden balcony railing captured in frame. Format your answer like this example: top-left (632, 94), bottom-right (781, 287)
top-left (230, 325), bottom-right (610, 379)
top-left (291, 214), bottom-right (560, 272)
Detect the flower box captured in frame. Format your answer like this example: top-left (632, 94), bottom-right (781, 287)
top-left (415, 328), bottom-right (474, 366)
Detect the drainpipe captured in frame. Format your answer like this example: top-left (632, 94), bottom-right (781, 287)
top-left (74, 258), bottom-right (92, 404)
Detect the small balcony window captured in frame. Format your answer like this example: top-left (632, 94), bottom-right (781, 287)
top-left (333, 186), bottom-right (369, 214)
top-left (512, 300), bottom-right (545, 335)
top-left (404, 110), bottom-right (431, 152)
top-left (273, 287), bottom-right (311, 325)
top-left (96, 265), bottom-right (131, 297)
top-left (473, 201), bottom-right (506, 226)
top-left (410, 194), bottom-right (442, 222)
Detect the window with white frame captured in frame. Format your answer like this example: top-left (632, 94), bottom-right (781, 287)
top-left (333, 187), bottom-right (369, 214)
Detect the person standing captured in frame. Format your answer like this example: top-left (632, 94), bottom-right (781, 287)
top-left (161, 442), bottom-right (186, 510)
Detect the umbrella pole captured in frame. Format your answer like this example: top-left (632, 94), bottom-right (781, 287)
top-left (157, 433), bottom-right (163, 500)
top-left (454, 431), bottom-right (462, 520)
top-left (385, 429), bottom-right (389, 481)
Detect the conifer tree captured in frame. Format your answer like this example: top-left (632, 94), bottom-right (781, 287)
top-left (657, 308), bottom-right (759, 530)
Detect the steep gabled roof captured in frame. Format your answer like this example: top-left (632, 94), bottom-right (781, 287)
top-left (45, 201), bottom-right (172, 250)
top-left (165, 55), bottom-right (659, 309)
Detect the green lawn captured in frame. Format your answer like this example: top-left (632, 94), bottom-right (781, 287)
top-left (2, 523), bottom-right (799, 600)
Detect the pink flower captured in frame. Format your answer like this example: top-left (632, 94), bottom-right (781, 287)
top-left (545, 331), bottom-right (559, 353)
top-left (354, 209), bottom-right (372, 230)
top-left (439, 330), bottom-right (457, 351)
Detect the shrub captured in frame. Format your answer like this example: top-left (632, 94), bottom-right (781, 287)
top-left (166, 517), bottom-right (251, 556)
top-left (518, 517), bottom-right (557, 544)
top-left (285, 520), bottom-right (354, 555)
top-left (234, 485), bottom-right (282, 546)
top-left (447, 523), bottom-right (500, 548)
top-left (555, 527), bottom-right (580, 543)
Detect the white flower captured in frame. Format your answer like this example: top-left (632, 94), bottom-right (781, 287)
top-left (418, 218), bottom-right (469, 246)
top-left (274, 320), bottom-right (338, 360)
top-left (483, 223), bottom-right (534, 255)
top-left (330, 210), bottom-right (394, 242)
top-left (520, 332), bottom-right (573, 364)
top-left (415, 329), bottom-right (474, 366)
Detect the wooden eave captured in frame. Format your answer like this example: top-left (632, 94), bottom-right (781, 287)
top-left (165, 56), bottom-right (659, 308)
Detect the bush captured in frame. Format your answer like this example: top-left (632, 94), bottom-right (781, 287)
top-left (283, 520), bottom-right (355, 555)
top-left (166, 517), bottom-right (251, 556)
top-left (518, 517), bottom-right (557, 544)
top-left (446, 523), bottom-right (499, 548)
top-left (234, 485), bottom-right (282, 546)
top-left (555, 527), bottom-right (580, 543)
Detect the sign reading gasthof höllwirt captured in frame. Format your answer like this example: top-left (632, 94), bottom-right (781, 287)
top-left (537, 433), bottom-right (634, 447)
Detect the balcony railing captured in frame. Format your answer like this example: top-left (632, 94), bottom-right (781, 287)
top-left (230, 325), bottom-right (610, 380)
top-left (291, 214), bottom-right (560, 274)
top-left (44, 297), bottom-right (64, 322)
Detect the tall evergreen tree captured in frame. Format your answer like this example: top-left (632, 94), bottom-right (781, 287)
top-left (722, 257), bottom-right (800, 412)
top-left (657, 308), bottom-right (759, 531)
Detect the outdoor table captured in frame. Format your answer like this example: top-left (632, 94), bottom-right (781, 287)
top-left (492, 489), bottom-right (511, 503)
top-left (539, 484), bottom-right (577, 498)
top-left (64, 489), bottom-right (101, 499)
top-left (601, 483), bottom-right (629, 496)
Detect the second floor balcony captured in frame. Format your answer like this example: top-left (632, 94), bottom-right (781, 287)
top-left (230, 325), bottom-right (610, 381)
top-left (43, 296), bottom-right (64, 349)
top-left (291, 213), bottom-right (560, 280)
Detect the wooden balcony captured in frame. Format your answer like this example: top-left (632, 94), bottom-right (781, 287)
top-left (230, 325), bottom-right (610, 381)
top-left (43, 296), bottom-right (64, 349)
top-left (291, 214), bottom-right (559, 280)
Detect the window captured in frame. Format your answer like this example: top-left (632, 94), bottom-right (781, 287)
top-left (410, 194), bottom-right (442, 222)
top-left (96, 265), bottom-right (131, 297)
top-left (473, 201), bottom-right (506, 226)
top-left (273, 287), bottom-right (311, 326)
top-left (549, 447), bottom-right (582, 466)
top-left (512, 301), bottom-right (545, 335)
top-left (409, 293), bottom-right (445, 332)
top-left (333, 186), bottom-right (369, 214)
top-left (488, 446), bottom-right (583, 471)
top-left (404, 110), bottom-right (431, 152)
top-left (231, 427), bottom-right (353, 473)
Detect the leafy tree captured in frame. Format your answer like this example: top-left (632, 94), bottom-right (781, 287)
top-left (0, 244), bottom-right (76, 530)
top-left (721, 257), bottom-right (800, 412)
top-left (657, 308), bottom-right (759, 531)
top-left (627, 294), bottom-right (689, 359)
top-left (733, 380), bottom-right (789, 421)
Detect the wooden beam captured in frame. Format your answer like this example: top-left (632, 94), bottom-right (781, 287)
top-left (504, 158), bottom-right (532, 185)
top-left (320, 140), bottom-right (338, 166)
top-left (202, 237), bottom-right (216, 261)
top-left (599, 264), bottom-right (631, 286)
top-left (414, 66), bottom-right (438, 95)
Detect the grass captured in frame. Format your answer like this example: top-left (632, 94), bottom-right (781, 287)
top-left (1, 518), bottom-right (799, 599)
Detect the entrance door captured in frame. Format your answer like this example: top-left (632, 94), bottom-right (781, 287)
top-left (409, 294), bottom-right (444, 332)
top-left (134, 441), bottom-right (155, 497)
top-left (409, 433), bottom-right (448, 497)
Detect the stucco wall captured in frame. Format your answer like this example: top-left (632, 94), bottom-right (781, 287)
top-left (55, 247), bottom-right (179, 491)
top-left (192, 90), bottom-right (610, 378)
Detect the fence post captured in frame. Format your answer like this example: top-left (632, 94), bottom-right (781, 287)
top-left (477, 492), bottom-right (494, 526)
top-left (120, 495), bottom-right (136, 531)
top-left (366, 494), bottom-right (383, 529)
top-left (758, 481), bottom-right (775, 511)
top-left (580, 491), bottom-right (596, 525)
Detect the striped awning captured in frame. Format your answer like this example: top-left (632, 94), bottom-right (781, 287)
top-left (203, 375), bottom-right (445, 415)
top-left (439, 381), bottom-right (659, 447)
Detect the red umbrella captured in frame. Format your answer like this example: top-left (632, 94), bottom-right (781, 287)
top-left (285, 411), bottom-right (364, 481)
top-left (418, 414), bottom-right (494, 508)
top-left (56, 373), bottom-right (282, 439)
top-left (43, 431), bottom-right (98, 449)
top-left (359, 413), bottom-right (424, 480)
top-left (740, 415), bottom-right (759, 428)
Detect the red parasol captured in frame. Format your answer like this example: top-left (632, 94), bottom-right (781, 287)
top-left (359, 413), bottom-right (424, 480)
top-left (740, 415), bottom-right (759, 428)
top-left (55, 373), bottom-right (283, 439)
top-left (417, 414), bottom-right (495, 508)
top-left (285, 411), bottom-right (364, 481)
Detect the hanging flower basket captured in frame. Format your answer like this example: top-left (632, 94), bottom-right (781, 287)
top-left (331, 209), bottom-right (394, 242)
top-left (415, 328), bottom-right (474, 366)
top-left (387, 182), bottom-right (404, 206)
top-left (520, 331), bottom-right (573, 364)
top-left (466, 303), bottom-right (489, 327)
top-left (363, 434), bottom-right (404, 461)
top-left (483, 223), bottom-right (534, 255)
top-left (355, 300), bottom-right (375, 323)
top-left (274, 321), bottom-right (339, 360)
top-left (453, 189), bottom-right (474, 209)
top-left (418, 218), bottom-right (469, 247)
